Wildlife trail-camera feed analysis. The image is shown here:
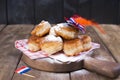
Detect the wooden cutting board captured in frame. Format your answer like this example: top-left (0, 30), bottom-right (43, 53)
top-left (22, 53), bottom-right (120, 78)
top-left (22, 54), bottom-right (83, 72)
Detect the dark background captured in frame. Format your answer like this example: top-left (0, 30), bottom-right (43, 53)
top-left (0, 0), bottom-right (120, 24)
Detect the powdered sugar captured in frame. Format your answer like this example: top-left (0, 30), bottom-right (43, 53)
top-left (44, 35), bottom-right (62, 42)
top-left (55, 23), bottom-right (69, 31)
top-left (49, 25), bottom-right (59, 35)
top-left (57, 23), bottom-right (69, 27)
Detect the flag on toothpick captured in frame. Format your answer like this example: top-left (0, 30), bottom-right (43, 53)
top-left (15, 66), bottom-right (35, 78)
top-left (65, 17), bottom-right (85, 33)
top-left (65, 15), bottom-right (105, 34)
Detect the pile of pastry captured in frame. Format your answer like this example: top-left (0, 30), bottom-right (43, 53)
top-left (28, 21), bottom-right (92, 56)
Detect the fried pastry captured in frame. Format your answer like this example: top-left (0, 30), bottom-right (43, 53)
top-left (79, 35), bottom-right (92, 51)
top-left (31, 20), bottom-right (51, 37)
top-left (54, 23), bottom-right (79, 39)
top-left (49, 25), bottom-right (58, 36)
top-left (49, 23), bottom-right (67, 36)
top-left (27, 36), bottom-right (41, 51)
top-left (41, 35), bottom-right (63, 55)
top-left (63, 38), bottom-right (83, 56)
top-left (28, 35), bottom-right (44, 52)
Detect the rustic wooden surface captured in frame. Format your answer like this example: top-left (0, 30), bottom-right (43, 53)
top-left (0, 24), bottom-right (120, 80)
top-left (7, 0), bottom-right (34, 24)
top-left (0, 25), bottom-right (34, 80)
top-left (35, 0), bottom-right (63, 24)
top-left (93, 24), bottom-right (120, 62)
top-left (0, 0), bottom-right (7, 24)
top-left (0, 25), bottom-right (5, 31)
top-left (1, 0), bottom-right (120, 24)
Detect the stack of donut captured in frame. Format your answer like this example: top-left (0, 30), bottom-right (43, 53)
top-left (28, 20), bottom-right (92, 56)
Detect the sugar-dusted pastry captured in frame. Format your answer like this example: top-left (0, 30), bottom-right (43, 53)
top-left (54, 23), bottom-right (79, 39)
top-left (49, 23), bottom-right (67, 36)
top-left (79, 35), bottom-right (92, 51)
top-left (63, 38), bottom-right (83, 56)
top-left (49, 25), bottom-right (58, 36)
top-left (41, 35), bottom-right (63, 55)
top-left (28, 35), bottom-right (43, 52)
top-left (31, 20), bottom-right (51, 37)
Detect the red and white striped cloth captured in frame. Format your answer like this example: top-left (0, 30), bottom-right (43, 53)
top-left (15, 39), bottom-right (100, 62)
top-left (15, 39), bottom-right (48, 59)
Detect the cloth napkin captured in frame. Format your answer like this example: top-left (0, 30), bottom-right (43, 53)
top-left (15, 39), bottom-right (100, 62)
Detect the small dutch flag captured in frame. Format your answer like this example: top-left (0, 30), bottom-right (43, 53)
top-left (65, 16), bottom-right (85, 33)
top-left (15, 66), bottom-right (35, 78)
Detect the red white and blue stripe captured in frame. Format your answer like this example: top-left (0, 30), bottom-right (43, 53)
top-left (65, 17), bottom-right (85, 33)
top-left (15, 66), bottom-right (31, 74)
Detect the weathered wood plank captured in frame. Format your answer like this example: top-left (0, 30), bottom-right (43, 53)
top-left (7, 0), bottom-right (34, 24)
top-left (71, 69), bottom-right (113, 80)
top-left (91, 0), bottom-right (118, 24)
top-left (91, 0), bottom-right (104, 23)
top-left (70, 27), bottom-right (117, 80)
top-left (0, 25), bottom-right (34, 80)
top-left (64, 0), bottom-right (78, 18)
top-left (78, 0), bottom-right (91, 18)
top-left (93, 24), bottom-right (120, 62)
top-left (0, 25), bottom-right (6, 31)
top-left (35, 0), bottom-right (63, 24)
top-left (118, 0), bottom-right (120, 24)
top-left (0, 0), bottom-right (7, 24)
top-left (12, 60), bottom-right (70, 80)
top-left (85, 27), bottom-right (115, 62)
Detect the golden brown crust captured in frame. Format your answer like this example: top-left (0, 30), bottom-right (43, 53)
top-left (41, 41), bottom-right (63, 55)
top-left (41, 35), bottom-right (63, 55)
top-left (80, 35), bottom-right (91, 43)
top-left (31, 21), bottom-right (51, 37)
top-left (55, 26), bottom-right (79, 39)
top-left (28, 35), bottom-right (40, 43)
top-left (79, 35), bottom-right (92, 51)
top-left (63, 38), bottom-right (83, 56)
top-left (28, 36), bottom-right (43, 52)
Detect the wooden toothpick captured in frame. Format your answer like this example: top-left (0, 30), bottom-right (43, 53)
top-left (23, 73), bottom-right (36, 78)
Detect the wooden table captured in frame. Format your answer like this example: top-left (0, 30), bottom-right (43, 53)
top-left (0, 24), bottom-right (120, 80)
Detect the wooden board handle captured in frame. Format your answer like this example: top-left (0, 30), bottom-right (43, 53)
top-left (83, 57), bottom-right (120, 78)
